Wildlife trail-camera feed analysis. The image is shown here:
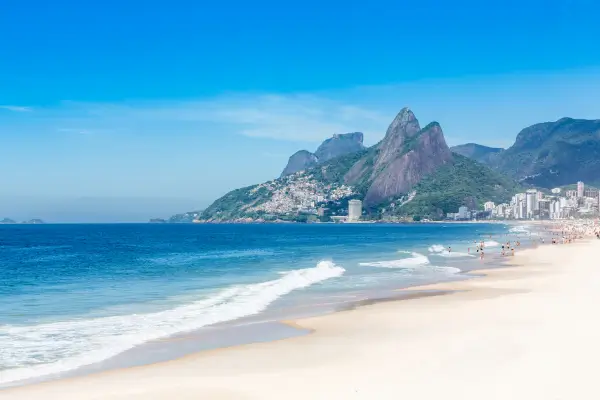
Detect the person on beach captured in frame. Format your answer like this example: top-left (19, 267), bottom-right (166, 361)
top-left (501, 244), bottom-right (505, 256)
top-left (448, 246), bottom-right (451, 253)
top-left (511, 247), bottom-right (515, 256)
top-left (480, 250), bottom-right (484, 260)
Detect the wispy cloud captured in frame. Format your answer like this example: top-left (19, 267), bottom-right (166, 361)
top-left (1, 94), bottom-right (391, 143)
top-left (75, 95), bottom-right (389, 142)
top-left (0, 105), bottom-right (32, 112)
top-left (2, 69), bottom-right (600, 148)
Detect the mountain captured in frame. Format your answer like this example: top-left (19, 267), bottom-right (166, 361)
top-left (0, 218), bottom-right (16, 224)
top-left (280, 132), bottom-right (365, 177)
top-left (454, 117), bottom-right (600, 188)
top-left (189, 108), bottom-right (519, 222)
top-left (344, 109), bottom-right (453, 206)
top-left (450, 143), bottom-right (504, 164)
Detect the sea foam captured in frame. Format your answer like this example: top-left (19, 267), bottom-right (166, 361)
top-left (428, 244), bottom-right (445, 253)
top-left (0, 261), bottom-right (344, 386)
top-left (428, 244), bottom-right (474, 258)
top-left (359, 252), bottom-right (430, 268)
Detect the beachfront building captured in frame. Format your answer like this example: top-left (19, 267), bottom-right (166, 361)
top-left (517, 200), bottom-right (527, 219)
top-left (457, 206), bottom-right (469, 220)
top-left (473, 179), bottom-right (597, 221)
top-left (526, 189), bottom-right (538, 218)
top-left (538, 199), bottom-right (551, 219)
top-left (348, 199), bottom-right (362, 222)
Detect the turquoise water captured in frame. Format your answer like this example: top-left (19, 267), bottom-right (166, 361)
top-left (0, 223), bottom-right (517, 386)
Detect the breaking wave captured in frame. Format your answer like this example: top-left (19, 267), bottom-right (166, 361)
top-left (0, 261), bottom-right (344, 386)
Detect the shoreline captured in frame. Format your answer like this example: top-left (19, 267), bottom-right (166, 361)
top-left (4, 224), bottom-right (593, 398)
top-left (0, 223), bottom-right (543, 392)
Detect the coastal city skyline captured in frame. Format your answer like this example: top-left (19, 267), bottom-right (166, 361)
top-left (450, 181), bottom-right (600, 221)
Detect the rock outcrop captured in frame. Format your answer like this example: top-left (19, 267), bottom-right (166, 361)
top-left (280, 150), bottom-right (319, 177)
top-left (314, 132), bottom-right (364, 163)
top-left (280, 133), bottom-right (364, 177)
top-left (345, 108), bottom-right (453, 206)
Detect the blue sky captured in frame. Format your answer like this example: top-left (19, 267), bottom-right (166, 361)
top-left (1, 0), bottom-right (600, 221)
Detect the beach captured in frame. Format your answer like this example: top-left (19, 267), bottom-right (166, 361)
top-left (3, 222), bottom-right (600, 399)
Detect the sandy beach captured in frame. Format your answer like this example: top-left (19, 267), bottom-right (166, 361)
top-left (3, 227), bottom-right (600, 399)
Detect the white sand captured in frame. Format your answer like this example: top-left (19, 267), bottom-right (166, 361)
top-left (3, 238), bottom-right (600, 399)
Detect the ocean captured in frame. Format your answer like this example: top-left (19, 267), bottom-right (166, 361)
top-left (0, 222), bottom-right (532, 387)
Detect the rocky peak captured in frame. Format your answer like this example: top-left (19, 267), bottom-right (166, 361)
top-left (314, 132), bottom-right (365, 163)
top-left (280, 150), bottom-right (319, 177)
top-left (363, 120), bottom-right (452, 205)
top-left (343, 110), bottom-right (452, 206)
top-left (280, 132), bottom-right (365, 177)
top-left (375, 107), bottom-right (421, 168)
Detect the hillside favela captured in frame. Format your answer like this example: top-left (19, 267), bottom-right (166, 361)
top-left (4, 1), bottom-right (600, 400)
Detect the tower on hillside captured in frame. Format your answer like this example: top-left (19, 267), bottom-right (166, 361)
top-left (348, 199), bottom-right (362, 222)
top-left (577, 181), bottom-right (584, 198)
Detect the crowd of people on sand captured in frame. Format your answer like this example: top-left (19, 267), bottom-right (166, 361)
top-left (458, 219), bottom-right (600, 260)
top-left (545, 220), bottom-right (599, 244)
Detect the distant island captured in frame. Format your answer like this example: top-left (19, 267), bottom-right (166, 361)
top-left (0, 218), bottom-right (45, 224)
top-left (148, 210), bottom-right (203, 224)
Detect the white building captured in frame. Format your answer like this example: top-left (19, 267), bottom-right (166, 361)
top-left (484, 201), bottom-right (495, 211)
top-left (518, 200), bottom-right (527, 219)
top-left (526, 189), bottom-right (538, 218)
top-left (458, 206), bottom-right (469, 220)
top-left (348, 199), bottom-right (362, 221)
